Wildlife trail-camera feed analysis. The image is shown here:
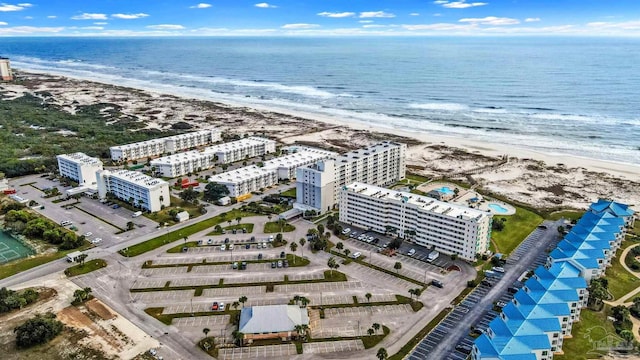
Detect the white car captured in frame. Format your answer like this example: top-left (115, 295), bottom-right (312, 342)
top-left (367, 236), bottom-right (375, 243)
top-left (91, 238), bottom-right (102, 244)
top-left (342, 228), bottom-right (351, 235)
top-left (408, 248), bottom-right (416, 256)
top-left (220, 244), bottom-right (226, 251)
top-left (83, 232), bottom-right (93, 237)
top-left (351, 252), bottom-right (362, 259)
top-left (262, 242), bottom-right (268, 249)
top-left (268, 235), bottom-right (274, 242)
top-left (229, 244), bottom-right (235, 250)
top-left (219, 302), bottom-right (225, 311)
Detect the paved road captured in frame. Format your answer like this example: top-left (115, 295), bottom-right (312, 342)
top-left (408, 219), bottom-right (564, 360)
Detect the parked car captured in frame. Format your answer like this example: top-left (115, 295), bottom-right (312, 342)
top-left (245, 244), bottom-right (251, 249)
top-left (211, 302), bottom-right (219, 310)
top-left (269, 235), bottom-right (274, 242)
top-left (263, 242), bottom-right (268, 249)
top-left (112, 204), bottom-right (120, 209)
top-left (220, 244), bottom-right (226, 251)
top-left (224, 238), bottom-right (230, 243)
top-left (507, 287), bottom-right (519, 294)
top-left (431, 279), bottom-right (444, 288)
top-left (219, 302), bottom-right (225, 311)
top-left (492, 266), bottom-right (505, 273)
top-left (83, 232), bottom-right (93, 237)
top-left (232, 262), bottom-right (238, 269)
top-left (277, 260), bottom-right (283, 268)
top-left (283, 260), bottom-right (289, 268)
top-left (240, 262), bottom-right (247, 270)
top-left (280, 251), bottom-right (286, 258)
top-left (251, 236), bottom-right (256, 241)
top-left (341, 228), bottom-right (351, 235)
top-left (229, 244), bottom-right (235, 250)
top-left (258, 253), bottom-right (263, 260)
top-left (481, 280), bottom-right (493, 287)
top-left (271, 262), bottom-right (277, 268)
top-left (256, 243), bottom-right (262, 249)
top-left (91, 238), bottom-right (102, 244)
top-left (351, 252), bottom-right (362, 259)
top-left (408, 248), bottom-right (416, 256)
top-left (207, 239), bottom-right (213, 245)
top-left (350, 231), bottom-right (358, 238)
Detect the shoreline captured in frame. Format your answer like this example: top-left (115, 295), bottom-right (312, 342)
top-left (3, 69), bottom-right (640, 211)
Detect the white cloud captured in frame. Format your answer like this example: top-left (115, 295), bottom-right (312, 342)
top-left (71, 13), bottom-right (108, 20)
top-left (410, 13), bottom-right (420, 16)
top-left (363, 24), bottom-right (388, 28)
top-left (459, 16), bottom-right (520, 25)
top-left (359, 11), bottom-right (395, 18)
top-left (94, 22), bottom-right (108, 25)
top-left (190, 3), bottom-right (212, 9)
top-left (438, 1), bottom-right (488, 9)
top-left (47, 15), bottom-right (56, 19)
top-left (23, 15), bottom-right (31, 19)
top-left (82, 26), bottom-right (103, 30)
top-left (587, 20), bottom-right (640, 30)
top-left (317, 12), bottom-right (355, 18)
top-left (0, 25), bottom-right (64, 34)
top-left (402, 23), bottom-right (475, 31)
top-left (281, 23), bottom-right (319, 29)
top-left (146, 24), bottom-right (185, 30)
top-left (255, 3), bottom-right (277, 8)
top-left (111, 13), bottom-right (149, 20)
top-left (359, 20), bottom-right (373, 23)
top-left (0, 2), bottom-right (32, 11)
top-left (0, 21), bottom-right (7, 25)
top-left (525, 18), bottom-right (541, 22)
top-left (433, 13), bottom-right (442, 17)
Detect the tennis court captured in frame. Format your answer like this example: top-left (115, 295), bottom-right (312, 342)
top-left (0, 231), bottom-right (34, 264)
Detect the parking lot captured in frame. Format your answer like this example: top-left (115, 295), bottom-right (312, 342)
top-left (303, 340), bottom-right (365, 354)
top-left (219, 344), bottom-right (298, 360)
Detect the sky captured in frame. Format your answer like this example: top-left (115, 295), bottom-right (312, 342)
top-left (1, 0), bottom-right (640, 36)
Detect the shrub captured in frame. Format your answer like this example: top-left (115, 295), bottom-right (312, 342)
top-left (14, 313), bottom-right (63, 348)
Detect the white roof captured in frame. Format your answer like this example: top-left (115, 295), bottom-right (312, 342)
top-left (100, 169), bottom-right (168, 189)
top-left (204, 136), bottom-right (274, 154)
top-left (57, 152), bottom-right (103, 166)
top-left (239, 305), bottom-right (309, 334)
top-left (263, 148), bottom-right (337, 170)
top-left (344, 182), bottom-right (489, 221)
top-left (209, 165), bottom-right (276, 183)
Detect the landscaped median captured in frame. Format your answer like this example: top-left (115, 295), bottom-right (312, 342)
top-left (131, 270), bottom-right (347, 296)
top-left (143, 253), bottom-right (309, 269)
top-left (313, 294), bottom-right (424, 313)
top-left (118, 209), bottom-right (260, 257)
top-left (64, 259), bottom-right (107, 277)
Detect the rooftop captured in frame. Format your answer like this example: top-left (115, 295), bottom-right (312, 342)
top-left (204, 136), bottom-right (275, 153)
top-left (239, 305), bottom-right (309, 334)
top-left (57, 152), bottom-right (103, 166)
top-left (334, 141), bottom-right (404, 164)
top-left (209, 165), bottom-right (276, 183)
top-left (263, 147), bottom-right (337, 169)
top-left (100, 169), bottom-right (168, 188)
top-left (343, 182), bottom-right (489, 221)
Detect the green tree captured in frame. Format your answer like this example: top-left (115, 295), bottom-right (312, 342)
top-left (239, 296), bottom-right (248, 308)
top-left (232, 301), bottom-right (240, 310)
top-left (317, 224), bottom-right (324, 235)
top-left (236, 216), bottom-right (242, 225)
top-left (14, 313), bottom-right (63, 348)
top-left (620, 329), bottom-right (634, 345)
top-left (203, 182), bottom-right (230, 202)
top-left (365, 293), bottom-right (372, 303)
top-left (336, 242), bottom-right (344, 250)
top-left (203, 327), bottom-right (210, 337)
top-left (327, 256), bottom-right (340, 277)
top-left (394, 261), bottom-right (402, 274)
top-left (299, 238), bottom-right (306, 257)
top-left (367, 328), bottom-right (375, 336)
top-left (377, 347), bottom-right (388, 360)
top-left (179, 187), bottom-right (200, 203)
top-left (232, 330), bottom-right (244, 347)
top-left (290, 242), bottom-right (298, 264)
top-left (344, 248), bottom-right (351, 258)
top-left (126, 221), bottom-right (135, 231)
top-left (372, 323), bottom-right (381, 335)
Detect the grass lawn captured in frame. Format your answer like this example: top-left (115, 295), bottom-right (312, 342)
top-left (120, 209), bottom-right (260, 257)
top-left (605, 242), bottom-right (640, 300)
top-left (547, 210), bottom-right (585, 221)
top-left (280, 187), bottom-right (297, 198)
top-left (554, 306), bottom-right (617, 360)
top-left (64, 259), bottom-right (107, 277)
top-left (0, 243), bottom-right (92, 280)
top-left (264, 221), bottom-right (295, 233)
top-left (207, 223), bottom-right (254, 235)
top-left (405, 173), bottom-right (430, 184)
top-left (143, 196), bottom-right (204, 225)
top-left (491, 206), bottom-right (543, 255)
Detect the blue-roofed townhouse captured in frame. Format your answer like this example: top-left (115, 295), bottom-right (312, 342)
top-left (568, 222), bottom-right (624, 254)
top-left (589, 199), bottom-right (635, 228)
top-left (547, 245), bottom-right (606, 282)
top-left (530, 261), bottom-right (589, 321)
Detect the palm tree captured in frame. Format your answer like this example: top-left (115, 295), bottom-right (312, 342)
top-left (413, 288), bottom-right (422, 299)
top-left (394, 261), bottom-right (402, 274)
top-left (300, 297), bottom-right (310, 308)
top-left (239, 296), bottom-right (248, 308)
top-left (336, 242), bottom-right (344, 250)
top-left (367, 328), bottom-right (375, 336)
top-left (372, 323), bottom-right (381, 335)
top-left (77, 253), bottom-right (88, 266)
top-left (73, 289), bottom-right (85, 303)
top-left (365, 293), bottom-right (372, 303)
top-left (344, 249), bottom-right (351, 258)
top-left (327, 257), bottom-right (339, 277)
top-left (232, 301), bottom-right (240, 310)
top-left (408, 289), bottom-right (415, 300)
top-left (128, 196), bottom-right (134, 205)
top-left (278, 218), bottom-right (287, 232)
top-left (232, 330), bottom-right (244, 347)
top-left (299, 238), bottom-right (306, 257)
top-left (138, 199), bottom-right (144, 208)
top-left (203, 327), bottom-right (210, 338)
top-left (376, 347), bottom-right (388, 360)
top-left (294, 324), bottom-right (303, 339)
top-left (290, 242), bottom-right (298, 264)
top-left (126, 221), bottom-right (135, 231)
top-left (293, 295), bottom-right (300, 305)
top-left (83, 287), bottom-right (92, 300)
top-left (183, 236), bottom-right (188, 244)
top-left (317, 224), bottom-right (324, 235)
top-left (236, 216), bottom-right (241, 225)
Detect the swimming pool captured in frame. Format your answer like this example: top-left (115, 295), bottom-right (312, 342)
top-left (436, 186), bottom-right (454, 195)
top-left (488, 203), bottom-right (509, 214)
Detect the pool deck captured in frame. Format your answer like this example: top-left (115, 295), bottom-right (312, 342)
top-left (415, 181), bottom-right (516, 215)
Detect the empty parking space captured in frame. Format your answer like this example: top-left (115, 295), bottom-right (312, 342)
top-left (274, 281), bottom-right (362, 293)
top-left (303, 340), bottom-right (365, 354)
top-left (173, 315), bottom-right (230, 328)
top-left (307, 294), bottom-right (355, 306)
top-left (163, 302), bottom-right (215, 314)
top-left (131, 279), bottom-right (167, 289)
top-left (140, 267), bottom-right (188, 276)
top-left (348, 264), bottom-right (418, 291)
top-left (219, 344), bottom-right (297, 360)
top-left (244, 297), bottom-right (289, 307)
top-left (324, 304), bottom-right (412, 319)
top-left (355, 293), bottom-right (397, 303)
top-left (171, 278), bottom-right (221, 287)
top-left (190, 265), bottom-right (232, 273)
top-left (132, 290), bottom-right (195, 302)
top-left (288, 273), bottom-right (324, 281)
top-left (224, 274), bottom-right (283, 284)
top-left (202, 286), bottom-right (265, 297)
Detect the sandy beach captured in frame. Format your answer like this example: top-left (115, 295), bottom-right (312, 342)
top-left (2, 70), bottom-right (639, 212)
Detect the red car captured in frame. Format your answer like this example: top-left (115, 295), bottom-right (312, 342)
top-left (211, 302), bottom-right (219, 311)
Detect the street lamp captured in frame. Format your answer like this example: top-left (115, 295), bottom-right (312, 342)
top-left (190, 298), bottom-right (194, 316)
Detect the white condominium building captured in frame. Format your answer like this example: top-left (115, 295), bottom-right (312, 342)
top-left (209, 166), bottom-right (278, 198)
top-left (56, 152), bottom-right (104, 185)
top-left (151, 150), bottom-right (217, 178)
top-left (110, 129), bottom-right (221, 161)
top-left (263, 147), bottom-right (337, 180)
top-left (0, 57), bottom-right (13, 81)
top-left (205, 137), bottom-right (276, 164)
top-left (296, 141), bottom-right (406, 213)
top-left (339, 182), bottom-right (492, 261)
top-left (96, 169), bottom-right (170, 212)
top-left (150, 136), bottom-right (276, 178)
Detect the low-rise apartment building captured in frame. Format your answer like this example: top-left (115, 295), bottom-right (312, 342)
top-left (209, 166), bottom-right (278, 198)
top-left (96, 169), bottom-right (170, 212)
top-left (264, 147), bottom-right (337, 180)
top-left (56, 152), bottom-right (103, 185)
top-left (207, 137), bottom-right (276, 164)
top-left (110, 129), bottom-right (221, 161)
top-left (339, 182), bottom-right (492, 261)
top-left (296, 141), bottom-right (406, 213)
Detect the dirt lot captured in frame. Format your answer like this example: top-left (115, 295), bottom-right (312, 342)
top-left (0, 283), bottom-right (157, 360)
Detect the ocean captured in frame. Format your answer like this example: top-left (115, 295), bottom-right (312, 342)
top-left (2, 37), bottom-right (639, 164)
